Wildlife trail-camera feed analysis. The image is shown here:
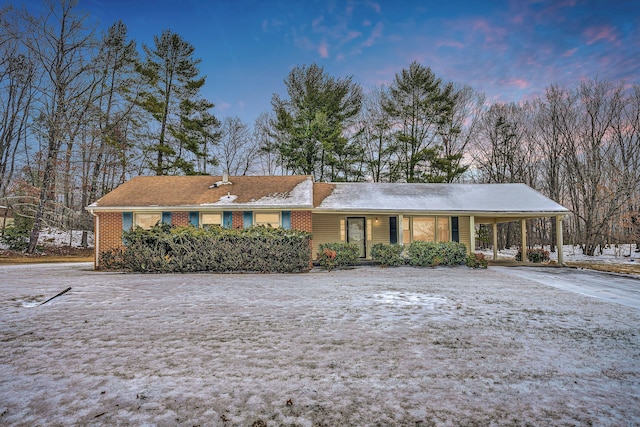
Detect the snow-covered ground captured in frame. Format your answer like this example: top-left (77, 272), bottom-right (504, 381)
top-left (0, 228), bottom-right (94, 250)
top-left (1, 264), bottom-right (638, 425)
top-left (480, 243), bottom-right (640, 265)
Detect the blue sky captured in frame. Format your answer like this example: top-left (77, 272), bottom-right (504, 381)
top-left (26, 0), bottom-right (640, 124)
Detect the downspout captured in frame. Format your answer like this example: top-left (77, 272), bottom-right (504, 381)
top-left (87, 208), bottom-right (99, 270)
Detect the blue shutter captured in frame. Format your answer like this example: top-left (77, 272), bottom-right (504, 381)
top-left (281, 211), bottom-right (291, 230)
top-left (243, 211), bottom-right (253, 228)
top-left (122, 212), bottom-right (133, 232)
top-left (189, 212), bottom-right (199, 227)
top-left (162, 212), bottom-right (172, 225)
top-left (223, 211), bottom-right (233, 228)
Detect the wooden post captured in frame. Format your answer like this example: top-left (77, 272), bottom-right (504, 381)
top-left (520, 218), bottom-right (527, 263)
top-left (398, 214), bottom-right (404, 245)
top-left (492, 219), bottom-right (498, 261)
top-left (469, 216), bottom-right (475, 254)
top-left (556, 215), bottom-right (564, 265)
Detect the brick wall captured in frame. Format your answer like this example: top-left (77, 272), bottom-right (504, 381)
top-left (292, 210), bottom-right (313, 232)
top-left (172, 212), bottom-right (189, 227)
top-left (232, 211), bottom-right (244, 229)
top-left (98, 212), bottom-right (123, 253)
top-left (95, 209), bottom-right (316, 269)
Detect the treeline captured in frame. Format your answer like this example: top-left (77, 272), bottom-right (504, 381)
top-left (1, 1), bottom-right (638, 255)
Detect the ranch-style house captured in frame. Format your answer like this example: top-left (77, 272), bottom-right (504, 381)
top-left (86, 174), bottom-right (570, 268)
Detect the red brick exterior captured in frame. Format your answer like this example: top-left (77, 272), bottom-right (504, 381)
top-left (232, 211), bottom-right (244, 229)
top-left (172, 212), bottom-right (190, 227)
top-left (291, 210), bottom-right (313, 232)
top-left (94, 209), bottom-right (315, 269)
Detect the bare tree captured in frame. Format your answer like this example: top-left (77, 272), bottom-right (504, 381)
top-left (215, 116), bottom-right (259, 176)
top-left (22, 0), bottom-right (97, 253)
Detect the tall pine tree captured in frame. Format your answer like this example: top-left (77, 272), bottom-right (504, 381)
top-left (137, 30), bottom-right (218, 175)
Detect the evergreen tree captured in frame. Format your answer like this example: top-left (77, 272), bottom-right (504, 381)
top-left (382, 61), bottom-right (459, 182)
top-left (137, 30), bottom-right (218, 175)
top-left (271, 63), bottom-right (362, 181)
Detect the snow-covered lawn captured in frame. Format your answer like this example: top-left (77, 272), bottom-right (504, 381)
top-left (481, 243), bottom-right (640, 264)
top-left (1, 264), bottom-right (639, 426)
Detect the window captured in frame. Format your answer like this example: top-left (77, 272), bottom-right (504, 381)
top-left (134, 213), bottom-right (162, 229)
top-left (438, 217), bottom-right (450, 242)
top-left (402, 216), bottom-right (450, 243)
top-left (189, 212), bottom-right (199, 227)
top-left (412, 217), bottom-right (435, 242)
top-left (255, 212), bottom-right (280, 227)
top-left (201, 213), bottom-right (222, 227)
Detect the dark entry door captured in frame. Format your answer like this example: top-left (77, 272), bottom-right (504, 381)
top-left (347, 217), bottom-right (366, 258)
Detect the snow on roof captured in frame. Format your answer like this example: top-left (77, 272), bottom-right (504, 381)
top-left (314, 182), bottom-right (569, 214)
top-left (89, 175), bottom-right (314, 209)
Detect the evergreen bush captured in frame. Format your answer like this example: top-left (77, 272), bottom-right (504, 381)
top-left (317, 242), bottom-right (359, 270)
top-left (466, 252), bottom-right (488, 269)
top-left (407, 241), bottom-right (467, 267)
top-left (99, 224), bottom-right (312, 273)
top-left (515, 248), bottom-right (550, 263)
top-left (0, 215), bottom-right (33, 251)
top-left (371, 243), bottom-right (405, 267)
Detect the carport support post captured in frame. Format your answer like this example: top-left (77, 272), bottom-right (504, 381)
top-left (556, 215), bottom-right (564, 265)
top-left (521, 219), bottom-right (527, 263)
top-left (469, 216), bottom-right (475, 254)
top-left (492, 220), bottom-right (498, 261)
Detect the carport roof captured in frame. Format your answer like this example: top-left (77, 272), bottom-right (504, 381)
top-left (313, 182), bottom-right (569, 215)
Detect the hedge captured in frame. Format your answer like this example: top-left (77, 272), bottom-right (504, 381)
top-left (407, 241), bottom-right (467, 267)
top-left (317, 242), bottom-right (360, 270)
top-left (371, 243), bottom-right (405, 267)
top-left (99, 224), bottom-right (312, 273)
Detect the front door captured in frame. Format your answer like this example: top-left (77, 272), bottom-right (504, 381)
top-left (347, 217), bottom-right (366, 258)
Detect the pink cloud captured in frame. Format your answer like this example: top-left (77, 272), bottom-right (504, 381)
top-left (562, 48), bottom-right (578, 57)
top-left (367, 1), bottom-right (381, 13)
top-left (436, 39), bottom-right (464, 49)
top-left (500, 78), bottom-right (530, 89)
top-left (345, 30), bottom-right (362, 43)
top-left (583, 25), bottom-right (618, 45)
top-left (318, 42), bottom-right (329, 58)
top-left (363, 22), bottom-right (383, 47)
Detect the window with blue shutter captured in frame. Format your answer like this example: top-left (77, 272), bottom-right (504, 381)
top-left (281, 211), bottom-right (291, 230)
top-left (243, 211), bottom-right (253, 228)
top-left (122, 212), bottom-right (133, 232)
top-left (189, 212), bottom-right (199, 227)
top-left (162, 212), bottom-right (172, 225)
top-left (223, 211), bottom-right (233, 228)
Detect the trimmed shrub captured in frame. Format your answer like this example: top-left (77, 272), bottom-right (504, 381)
top-left (466, 252), bottom-right (488, 269)
top-left (407, 241), bottom-right (467, 267)
top-left (371, 243), bottom-right (405, 267)
top-left (317, 242), bottom-right (359, 270)
top-left (515, 248), bottom-right (550, 263)
top-left (99, 224), bottom-right (312, 273)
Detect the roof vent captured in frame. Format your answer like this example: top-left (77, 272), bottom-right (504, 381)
top-left (222, 170), bottom-right (230, 184)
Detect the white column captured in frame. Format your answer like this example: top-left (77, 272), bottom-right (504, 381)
top-left (521, 218), bottom-right (527, 263)
top-left (492, 220), bottom-right (498, 261)
top-left (398, 214), bottom-right (404, 245)
top-left (556, 215), bottom-right (564, 265)
top-left (469, 215), bottom-right (475, 254)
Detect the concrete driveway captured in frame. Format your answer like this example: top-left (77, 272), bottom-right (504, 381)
top-left (492, 266), bottom-right (640, 310)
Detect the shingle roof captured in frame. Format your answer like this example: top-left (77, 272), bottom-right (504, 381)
top-left (313, 182), bottom-right (569, 215)
top-left (88, 176), bottom-right (569, 216)
top-left (90, 175), bottom-right (314, 209)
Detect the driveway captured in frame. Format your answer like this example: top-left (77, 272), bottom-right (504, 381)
top-left (492, 266), bottom-right (640, 310)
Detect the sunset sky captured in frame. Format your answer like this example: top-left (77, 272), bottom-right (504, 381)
top-left (24, 0), bottom-right (640, 124)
